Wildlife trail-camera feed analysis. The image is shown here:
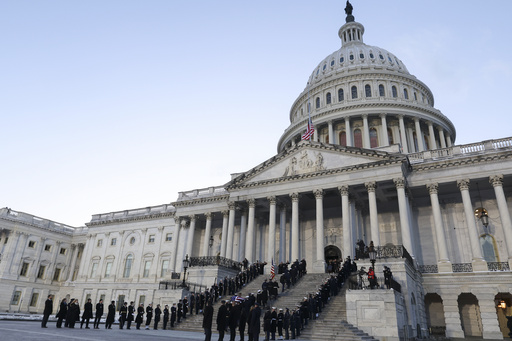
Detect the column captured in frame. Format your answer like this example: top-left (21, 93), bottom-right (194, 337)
top-left (438, 127), bottom-right (447, 148)
top-left (414, 118), bottom-right (425, 151)
top-left (220, 210), bottom-right (229, 258)
top-left (339, 186), bottom-right (353, 260)
top-left (170, 217), bottom-right (182, 272)
top-left (426, 183), bottom-right (451, 272)
top-left (66, 244), bottom-right (78, 281)
top-left (407, 124), bottom-right (415, 153)
top-left (290, 193), bottom-right (300, 261)
top-left (76, 237), bottom-right (91, 280)
top-left (445, 131), bottom-right (452, 147)
top-left (394, 178), bottom-right (415, 259)
top-left (225, 202), bottom-right (236, 260)
top-left (279, 204), bottom-right (287, 263)
top-left (245, 199), bottom-right (256, 263)
top-left (314, 189), bottom-right (326, 271)
top-left (427, 121), bottom-right (436, 150)
top-left (380, 114), bottom-right (389, 147)
top-left (365, 182), bottom-right (381, 246)
top-left (489, 175), bottom-right (512, 263)
top-left (6, 231), bottom-right (23, 274)
top-left (186, 215), bottom-right (196, 259)
top-left (398, 115), bottom-right (408, 153)
top-left (267, 196), bottom-right (277, 264)
top-left (456, 179), bottom-right (487, 271)
top-left (328, 120), bottom-right (334, 144)
top-left (30, 237), bottom-right (46, 279)
top-left (345, 117), bottom-right (353, 146)
top-left (203, 212), bottom-right (212, 257)
top-left (238, 210), bottom-right (247, 261)
top-left (362, 114), bottom-right (371, 148)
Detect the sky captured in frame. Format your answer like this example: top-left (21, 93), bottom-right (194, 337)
top-left (2, 1), bottom-right (511, 227)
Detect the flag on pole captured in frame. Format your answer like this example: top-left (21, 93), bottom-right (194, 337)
top-left (270, 258), bottom-right (275, 280)
top-left (301, 116), bottom-right (315, 140)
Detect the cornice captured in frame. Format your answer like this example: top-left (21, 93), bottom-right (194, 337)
top-left (171, 194), bottom-right (230, 208)
top-left (411, 151), bottom-right (512, 173)
top-left (85, 212), bottom-right (176, 227)
top-left (0, 216), bottom-right (75, 237)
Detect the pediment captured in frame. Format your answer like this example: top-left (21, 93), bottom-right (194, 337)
top-left (227, 141), bottom-right (405, 189)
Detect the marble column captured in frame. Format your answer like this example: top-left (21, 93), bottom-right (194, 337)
top-left (186, 215), bottom-right (196, 259)
top-left (365, 182), bottom-right (381, 246)
top-left (279, 204), bottom-right (287, 263)
top-left (267, 196), bottom-right (277, 264)
top-left (339, 186), bottom-right (353, 259)
top-left (66, 244), bottom-right (78, 281)
top-left (345, 117), bottom-right (353, 147)
top-left (314, 189), bottom-right (326, 271)
top-left (438, 127), bottom-right (447, 148)
top-left (238, 210), bottom-right (247, 261)
top-left (362, 114), bottom-right (371, 148)
top-left (226, 202), bottom-right (236, 260)
top-left (394, 178), bottom-right (415, 259)
top-left (456, 179), bottom-right (487, 271)
top-left (489, 175), bottom-right (512, 263)
top-left (380, 114), bottom-right (389, 147)
top-left (170, 217), bottom-right (182, 272)
top-left (398, 115), bottom-right (408, 153)
top-left (220, 210), bottom-right (229, 258)
top-left (414, 118), bottom-right (425, 151)
top-left (445, 132), bottom-right (452, 147)
top-left (427, 183), bottom-right (451, 272)
top-left (291, 193), bottom-right (300, 261)
top-left (328, 120), bottom-right (334, 144)
top-left (245, 199), bottom-right (256, 263)
top-left (427, 121), bottom-right (436, 150)
top-left (203, 212), bottom-right (212, 257)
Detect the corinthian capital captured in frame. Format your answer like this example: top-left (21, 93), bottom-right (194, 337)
top-left (456, 179), bottom-right (470, 191)
top-left (247, 198), bottom-right (256, 207)
top-left (426, 183), bottom-right (439, 194)
top-left (338, 185), bottom-right (349, 197)
top-left (313, 189), bottom-right (323, 199)
top-left (365, 182), bottom-right (377, 192)
top-left (228, 201), bottom-right (236, 210)
top-left (290, 193), bottom-right (300, 202)
top-left (393, 177), bottom-right (406, 189)
top-left (267, 196), bottom-right (277, 205)
top-left (489, 174), bottom-right (504, 187)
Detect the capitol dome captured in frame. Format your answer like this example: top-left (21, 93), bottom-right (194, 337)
top-left (277, 6), bottom-right (456, 155)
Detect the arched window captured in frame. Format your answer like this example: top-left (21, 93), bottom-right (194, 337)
top-left (387, 128), bottom-right (394, 145)
top-left (338, 89), bottom-right (344, 102)
top-left (365, 84), bottom-right (372, 97)
top-left (123, 254), bottom-right (133, 278)
top-left (404, 88), bottom-right (409, 99)
top-left (339, 131), bottom-right (347, 147)
top-left (326, 92), bottom-right (331, 105)
top-left (354, 129), bottom-right (363, 148)
top-left (414, 92), bottom-right (418, 101)
top-left (392, 86), bottom-right (398, 98)
top-left (370, 128), bottom-right (378, 148)
top-left (351, 86), bottom-right (358, 99)
top-left (379, 84), bottom-right (385, 97)
top-left (316, 97), bottom-right (320, 109)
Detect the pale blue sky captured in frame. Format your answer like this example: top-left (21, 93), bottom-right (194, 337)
top-left (2, 1), bottom-right (511, 226)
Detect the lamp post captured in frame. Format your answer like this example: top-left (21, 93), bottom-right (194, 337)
top-left (182, 254), bottom-right (189, 288)
top-left (368, 242), bottom-right (377, 270)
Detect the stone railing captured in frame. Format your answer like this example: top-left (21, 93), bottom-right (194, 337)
top-left (487, 262), bottom-right (510, 271)
top-left (176, 186), bottom-right (228, 202)
top-left (0, 207), bottom-right (77, 234)
top-left (189, 256), bottom-right (242, 271)
top-left (356, 244), bottom-right (414, 267)
top-left (158, 280), bottom-right (208, 293)
top-left (452, 263), bottom-right (473, 273)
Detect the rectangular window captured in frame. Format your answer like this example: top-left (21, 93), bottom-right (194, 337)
top-left (100, 294), bottom-right (106, 302)
top-left (37, 265), bottom-right (46, 279)
top-left (29, 293), bottom-right (39, 307)
top-left (143, 261), bottom-right (151, 278)
top-left (11, 291), bottom-right (21, 305)
top-left (161, 260), bottom-right (169, 277)
top-left (86, 293), bottom-right (91, 301)
top-left (165, 233), bottom-right (172, 242)
top-left (28, 240), bottom-right (36, 248)
top-left (104, 262), bottom-right (112, 278)
top-left (97, 239), bottom-right (103, 247)
top-left (116, 295), bottom-right (125, 311)
top-left (90, 263), bottom-right (98, 278)
top-left (59, 248), bottom-right (66, 255)
top-left (111, 238), bottom-right (117, 246)
top-left (53, 268), bottom-right (61, 281)
top-left (139, 295), bottom-right (145, 306)
top-left (148, 235), bottom-right (155, 243)
top-left (20, 262), bottom-right (29, 277)
top-left (44, 244), bottom-right (51, 252)
top-left (4, 237), bottom-right (8, 244)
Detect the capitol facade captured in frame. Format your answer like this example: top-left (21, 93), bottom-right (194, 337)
top-left (1, 4), bottom-right (512, 340)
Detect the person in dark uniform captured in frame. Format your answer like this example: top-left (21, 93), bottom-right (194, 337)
top-left (127, 301), bottom-right (135, 329)
top-left (277, 308), bottom-right (284, 340)
top-left (68, 299), bottom-right (80, 328)
top-left (105, 301), bottom-right (116, 329)
top-left (119, 302), bottom-right (128, 329)
top-left (93, 299), bottom-right (103, 329)
top-left (384, 266), bottom-right (393, 289)
top-left (263, 308), bottom-right (272, 341)
top-left (203, 300), bottom-right (214, 341)
top-left (170, 303), bottom-right (177, 328)
top-left (135, 303), bottom-right (144, 329)
top-left (41, 295), bottom-right (53, 328)
top-left (56, 298), bottom-right (67, 328)
top-left (228, 301), bottom-right (241, 341)
top-left (145, 303), bottom-right (153, 330)
top-left (217, 300), bottom-right (228, 341)
top-left (154, 304), bottom-right (162, 330)
top-left (163, 304), bottom-right (169, 330)
top-left (249, 302), bottom-right (262, 341)
top-left (80, 298), bottom-right (93, 329)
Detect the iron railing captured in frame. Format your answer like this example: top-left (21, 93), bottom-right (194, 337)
top-left (487, 262), bottom-right (510, 271)
top-left (189, 256), bottom-right (242, 271)
top-left (452, 263), bottom-right (473, 273)
top-left (418, 264), bottom-right (438, 274)
top-left (158, 280), bottom-right (209, 293)
top-left (356, 244), bottom-right (414, 267)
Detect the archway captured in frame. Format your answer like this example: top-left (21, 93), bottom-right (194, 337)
top-left (458, 293), bottom-right (483, 337)
top-left (324, 245), bottom-right (342, 273)
top-left (425, 293), bottom-right (446, 336)
top-left (495, 293), bottom-right (512, 338)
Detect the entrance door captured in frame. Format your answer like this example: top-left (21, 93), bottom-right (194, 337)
top-left (324, 245), bottom-right (342, 273)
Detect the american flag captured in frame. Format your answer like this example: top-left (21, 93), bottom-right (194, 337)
top-left (270, 258), bottom-right (275, 280)
top-left (301, 116), bottom-right (315, 140)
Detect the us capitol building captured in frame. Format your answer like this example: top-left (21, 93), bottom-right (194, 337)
top-left (1, 3), bottom-right (511, 340)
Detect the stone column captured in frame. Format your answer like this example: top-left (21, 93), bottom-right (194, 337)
top-left (203, 212), bottom-right (213, 257)
top-left (66, 244), bottom-right (78, 281)
top-left (245, 199), bottom-right (256, 263)
top-left (186, 215), bottom-right (196, 259)
top-left (427, 121), bottom-right (436, 150)
top-left (314, 189), bottom-right (326, 271)
top-left (456, 179), bottom-right (487, 271)
top-left (362, 114), bottom-right (370, 148)
top-left (440, 294), bottom-right (465, 338)
top-left (438, 127), bottom-right (447, 148)
top-left (489, 175), bottom-right (512, 264)
top-left (474, 292), bottom-right (503, 339)
top-left (445, 131), bottom-right (452, 147)
top-left (345, 117), bottom-right (353, 147)
top-left (291, 193), bottom-right (300, 261)
top-left (238, 209), bottom-right (247, 261)
top-left (414, 118), bottom-right (425, 151)
top-left (220, 210), bottom-right (229, 258)
top-left (267, 196), bottom-right (277, 264)
top-left (279, 204), bottom-right (287, 263)
top-left (365, 182), bottom-right (380, 246)
top-left (328, 120), bottom-right (334, 144)
top-left (394, 178), bottom-right (415, 259)
top-left (339, 186), bottom-right (353, 259)
top-left (226, 202), bottom-right (236, 260)
top-left (398, 115), bottom-right (408, 153)
top-left (380, 114), bottom-right (389, 147)
top-left (6, 231), bottom-right (23, 274)
top-left (170, 217), bottom-right (182, 272)
top-left (426, 183), bottom-right (451, 272)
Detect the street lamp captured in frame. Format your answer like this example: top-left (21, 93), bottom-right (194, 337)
top-left (208, 236), bottom-right (214, 257)
top-left (368, 242), bottom-right (377, 270)
top-left (182, 254), bottom-right (189, 287)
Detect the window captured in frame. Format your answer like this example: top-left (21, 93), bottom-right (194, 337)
top-left (351, 86), bottom-right (358, 99)
top-left (326, 92), bottom-right (331, 105)
top-left (97, 239), bottom-right (103, 247)
top-left (117, 295), bottom-right (125, 311)
top-left (370, 52), bottom-right (374, 59)
top-left (143, 261), bottom-right (151, 278)
top-left (315, 97), bottom-right (320, 109)
top-left (322, 64), bottom-right (326, 70)
top-left (100, 294), bottom-right (106, 302)
top-left (161, 260), bottom-right (169, 277)
top-left (44, 244), bottom-right (51, 252)
top-left (365, 84), bottom-right (372, 97)
top-left (392, 86), bottom-right (398, 98)
top-left (28, 241), bottom-right (36, 248)
top-left (90, 263), bottom-right (98, 278)
top-left (139, 295), bottom-right (146, 306)
top-left (403, 88), bottom-right (409, 99)
top-left (339, 131), bottom-right (347, 147)
top-left (37, 265), bottom-right (46, 279)
top-left (59, 248), bottom-right (66, 255)
top-left (53, 268), bottom-right (61, 281)
top-left (414, 92), bottom-right (418, 101)
top-left (330, 60), bottom-right (334, 66)
top-left (30, 293), bottom-right (39, 307)
top-left (11, 291), bottom-right (21, 305)
top-left (165, 234), bottom-right (172, 242)
top-left (338, 89), bottom-right (344, 102)
top-left (340, 56), bottom-right (344, 63)
top-left (20, 262), bottom-right (29, 277)
top-left (370, 128), bottom-right (378, 148)
top-left (379, 84), bottom-right (385, 97)
top-left (123, 255), bottom-right (133, 278)
top-left (359, 53), bottom-right (364, 59)
top-left (349, 54), bottom-right (354, 60)
top-left (354, 129), bottom-right (363, 148)
top-left (111, 238), bottom-right (117, 246)
top-left (379, 54), bottom-right (384, 60)
top-left (388, 128), bottom-right (394, 145)
top-left (148, 235), bottom-right (155, 243)
top-left (104, 262), bottom-right (112, 278)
